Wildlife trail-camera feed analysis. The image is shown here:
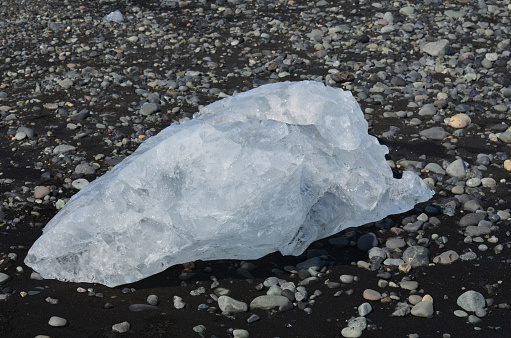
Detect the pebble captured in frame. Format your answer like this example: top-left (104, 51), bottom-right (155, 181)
top-left (53, 144), bottom-right (76, 154)
top-left (454, 309), bottom-right (468, 317)
top-left (400, 281), bottom-right (419, 291)
top-left (411, 301), bottom-right (434, 318)
top-left (358, 302), bottom-right (372, 316)
top-left (433, 250), bottom-right (460, 264)
top-left (446, 159), bottom-right (467, 179)
top-left (48, 316), bottom-right (67, 327)
top-left (128, 304), bottom-right (159, 312)
top-left (71, 178), bottom-right (89, 190)
top-left (457, 291), bottom-right (486, 312)
top-left (402, 246), bottom-right (430, 268)
top-left (357, 232), bottom-right (378, 251)
top-left (422, 39), bottom-right (451, 57)
top-left (362, 289), bottom-right (381, 301)
top-left (112, 321), bottom-right (130, 333)
top-left (340, 275), bottom-right (356, 284)
top-left (247, 314), bottom-right (260, 324)
top-left (419, 127), bottom-right (449, 140)
top-left (0, 273), bottom-right (11, 284)
top-left (233, 329), bottom-right (250, 338)
top-left (218, 296), bottom-right (248, 313)
top-left (385, 237), bottom-right (406, 249)
top-left (459, 213), bottom-right (486, 227)
top-left (250, 295), bottom-right (291, 311)
top-left (341, 327), bottom-right (363, 338)
top-left (33, 186), bottom-right (50, 199)
top-left (147, 295), bottom-right (158, 306)
top-left (409, 295), bottom-right (423, 305)
top-left (449, 114), bottom-right (471, 129)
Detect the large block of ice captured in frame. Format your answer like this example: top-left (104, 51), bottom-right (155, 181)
top-left (25, 81), bottom-right (433, 287)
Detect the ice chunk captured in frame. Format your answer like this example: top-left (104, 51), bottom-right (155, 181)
top-left (25, 81), bottom-right (433, 287)
top-left (104, 10), bottom-right (124, 22)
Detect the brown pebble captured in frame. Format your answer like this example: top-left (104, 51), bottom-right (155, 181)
top-left (363, 289), bottom-right (382, 301)
top-left (34, 186), bottom-right (50, 199)
top-left (449, 113), bottom-right (471, 128)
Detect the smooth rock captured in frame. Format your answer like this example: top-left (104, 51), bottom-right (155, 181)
top-left (139, 102), bottom-right (158, 116)
top-left (233, 329), bottom-right (250, 338)
top-left (459, 213), bottom-right (485, 227)
top-left (53, 144), bottom-right (76, 154)
top-left (341, 327), bottom-right (363, 338)
top-left (457, 290), bottom-right (486, 312)
top-left (128, 304), bottom-right (159, 312)
top-left (362, 289), bottom-right (381, 301)
top-left (449, 114), bottom-right (471, 128)
top-left (420, 127), bottom-right (449, 140)
top-left (249, 295), bottom-right (291, 310)
top-left (422, 39), bottom-right (451, 56)
top-left (34, 186), bottom-right (50, 199)
top-left (48, 316), bottom-right (67, 327)
top-left (0, 273), bottom-right (10, 284)
top-left (446, 159), bottom-right (467, 179)
top-left (433, 250), bottom-right (459, 264)
top-left (411, 301), bottom-right (434, 318)
top-left (112, 321), bottom-right (130, 333)
top-left (358, 302), bottom-right (372, 316)
top-left (402, 246), bottom-right (430, 268)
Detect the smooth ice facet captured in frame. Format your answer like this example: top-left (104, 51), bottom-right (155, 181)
top-left (25, 81), bottom-right (433, 287)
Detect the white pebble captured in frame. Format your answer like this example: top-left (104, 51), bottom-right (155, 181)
top-left (48, 316), bottom-right (67, 327)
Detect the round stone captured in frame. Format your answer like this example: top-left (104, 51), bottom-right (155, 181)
top-left (48, 316), bottom-right (67, 327)
top-left (362, 289), bottom-right (381, 301)
top-left (147, 295), bottom-right (158, 306)
top-left (233, 329), bottom-right (250, 338)
top-left (341, 327), bottom-right (363, 338)
top-left (72, 178), bottom-right (89, 190)
top-left (0, 273), bottom-right (10, 284)
top-left (358, 302), bottom-right (372, 316)
top-left (411, 301), bottom-right (434, 318)
top-left (34, 186), bottom-right (51, 199)
top-left (457, 290), bottom-right (486, 312)
top-left (112, 321), bottom-right (130, 333)
top-left (340, 274), bottom-right (355, 283)
top-left (409, 295), bottom-right (423, 305)
top-left (454, 309), bottom-right (468, 317)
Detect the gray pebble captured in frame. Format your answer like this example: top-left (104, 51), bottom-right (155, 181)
top-left (218, 296), bottom-right (248, 313)
top-left (446, 159), bottom-right (467, 179)
top-left (247, 314), bottom-right (260, 323)
top-left (147, 295), bottom-right (158, 306)
top-left (341, 327), bottom-right (363, 338)
top-left (112, 321), bottom-right (130, 333)
top-left (402, 246), bottom-right (430, 268)
top-left (459, 213), bottom-right (486, 227)
top-left (53, 144), bottom-right (76, 154)
top-left (358, 302), bottom-right (372, 316)
top-left (128, 304), bottom-right (159, 312)
top-left (48, 316), bottom-right (67, 327)
top-left (139, 102), bottom-right (158, 116)
top-left (457, 290), bottom-right (486, 312)
top-left (411, 301), bottom-right (434, 318)
top-left (249, 295), bottom-right (291, 311)
top-left (0, 273), bottom-right (11, 284)
top-left (433, 250), bottom-right (459, 264)
top-left (419, 127), bottom-right (449, 140)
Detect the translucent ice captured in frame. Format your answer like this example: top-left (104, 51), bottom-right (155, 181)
top-left (25, 81), bottom-right (433, 287)
top-left (103, 10), bottom-right (124, 22)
